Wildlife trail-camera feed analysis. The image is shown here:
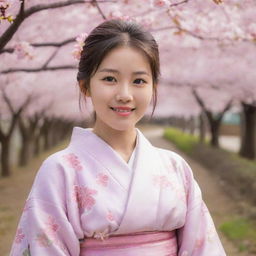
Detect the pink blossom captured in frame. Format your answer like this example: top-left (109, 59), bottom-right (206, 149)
top-left (195, 238), bottom-right (204, 249)
top-left (63, 153), bottom-right (83, 171)
top-left (14, 41), bottom-right (35, 60)
top-left (152, 0), bottom-right (169, 8)
top-left (96, 173), bottom-right (109, 187)
top-left (72, 33), bottom-right (88, 60)
top-left (15, 228), bottom-right (25, 243)
top-left (106, 211), bottom-right (115, 222)
top-left (74, 185), bottom-right (98, 211)
top-left (45, 215), bottom-right (59, 238)
top-left (153, 175), bottom-right (172, 188)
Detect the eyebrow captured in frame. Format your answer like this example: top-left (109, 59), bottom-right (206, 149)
top-left (98, 68), bottom-right (150, 76)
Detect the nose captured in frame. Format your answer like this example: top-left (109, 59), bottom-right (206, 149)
top-left (115, 84), bottom-right (133, 103)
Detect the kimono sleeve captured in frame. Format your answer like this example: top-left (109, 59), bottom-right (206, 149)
top-left (176, 158), bottom-right (226, 256)
top-left (10, 155), bottom-right (81, 256)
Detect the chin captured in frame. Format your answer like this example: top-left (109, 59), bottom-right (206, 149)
top-left (109, 124), bottom-right (135, 132)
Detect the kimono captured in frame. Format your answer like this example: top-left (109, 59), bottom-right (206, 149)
top-left (10, 126), bottom-right (226, 256)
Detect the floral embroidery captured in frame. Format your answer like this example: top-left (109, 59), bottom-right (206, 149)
top-left (153, 175), bottom-right (173, 188)
top-left (74, 185), bottom-right (98, 211)
top-left (15, 228), bottom-right (25, 243)
top-left (195, 238), bottom-right (204, 249)
top-left (106, 211), bottom-right (115, 222)
top-left (45, 215), bottom-right (59, 237)
top-left (36, 233), bottom-right (52, 247)
top-left (96, 173), bottom-right (109, 187)
top-left (35, 215), bottom-right (68, 253)
top-left (63, 153), bottom-right (83, 171)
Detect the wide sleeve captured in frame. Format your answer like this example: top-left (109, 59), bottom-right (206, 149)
top-left (176, 158), bottom-right (226, 256)
top-left (10, 155), bottom-right (81, 256)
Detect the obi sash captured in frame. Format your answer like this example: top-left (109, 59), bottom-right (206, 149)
top-left (80, 231), bottom-right (178, 256)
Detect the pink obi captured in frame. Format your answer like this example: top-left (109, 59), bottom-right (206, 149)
top-left (80, 231), bottom-right (178, 256)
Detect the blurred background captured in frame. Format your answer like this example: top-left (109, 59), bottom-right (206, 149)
top-left (0, 0), bottom-right (256, 255)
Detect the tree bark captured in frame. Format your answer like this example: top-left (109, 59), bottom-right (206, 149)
top-left (192, 89), bottom-right (232, 148)
top-left (18, 116), bottom-right (39, 166)
top-left (239, 102), bottom-right (256, 159)
top-left (1, 137), bottom-right (11, 177)
top-left (199, 112), bottom-right (206, 143)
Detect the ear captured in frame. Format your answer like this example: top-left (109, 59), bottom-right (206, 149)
top-left (79, 80), bottom-right (91, 97)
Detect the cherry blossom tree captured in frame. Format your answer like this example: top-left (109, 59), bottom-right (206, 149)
top-left (1, 0), bottom-right (256, 177)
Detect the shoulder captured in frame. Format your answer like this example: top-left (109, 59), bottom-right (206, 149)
top-left (34, 146), bottom-right (75, 182)
top-left (154, 147), bottom-right (194, 180)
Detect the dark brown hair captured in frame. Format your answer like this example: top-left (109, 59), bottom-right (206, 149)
top-left (77, 19), bottom-right (160, 117)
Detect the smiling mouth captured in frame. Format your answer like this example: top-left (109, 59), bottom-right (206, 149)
top-left (110, 107), bottom-right (136, 112)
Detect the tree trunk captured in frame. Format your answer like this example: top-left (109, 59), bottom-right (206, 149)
top-left (34, 132), bottom-right (41, 156)
top-left (1, 137), bottom-right (11, 177)
top-left (199, 113), bottom-right (206, 143)
top-left (19, 135), bottom-right (33, 166)
top-left (239, 103), bottom-right (256, 159)
top-left (188, 116), bottom-right (195, 135)
top-left (18, 117), bottom-right (37, 166)
top-left (210, 119), bottom-right (221, 147)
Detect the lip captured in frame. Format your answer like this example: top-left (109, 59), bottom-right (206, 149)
top-left (110, 106), bottom-right (135, 117)
top-left (110, 106), bottom-right (135, 111)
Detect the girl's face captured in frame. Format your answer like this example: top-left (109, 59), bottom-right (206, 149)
top-left (87, 46), bottom-right (154, 132)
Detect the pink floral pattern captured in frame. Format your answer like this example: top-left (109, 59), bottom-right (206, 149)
top-left (106, 211), bottom-right (115, 222)
top-left (63, 153), bottom-right (83, 171)
top-left (153, 175), bottom-right (173, 188)
top-left (96, 173), bottom-right (109, 187)
top-left (35, 215), bottom-right (68, 253)
top-left (45, 215), bottom-right (59, 237)
top-left (36, 233), bottom-right (52, 247)
top-left (195, 238), bottom-right (204, 249)
top-left (15, 228), bottom-right (25, 243)
top-left (74, 185), bottom-right (98, 211)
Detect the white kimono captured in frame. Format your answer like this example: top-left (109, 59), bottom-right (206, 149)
top-left (10, 127), bottom-right (226, 256)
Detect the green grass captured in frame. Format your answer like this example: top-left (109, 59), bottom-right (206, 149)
top-left (163, 128), bottom-right (199, 154)
top-left (220, 218), bottom-right (256, 251)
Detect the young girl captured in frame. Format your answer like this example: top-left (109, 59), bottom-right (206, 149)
top-left (10, 19), bottom-right (226, 256)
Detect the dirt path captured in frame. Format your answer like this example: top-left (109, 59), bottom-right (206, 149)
top-left (0, 125), bottom-right (250, 255)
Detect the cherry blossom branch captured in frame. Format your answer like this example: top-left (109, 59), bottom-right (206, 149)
top-left (151, 25), bottom-right (252, 43)
top-left (0, 0), bottom-right (115, 52)
top-left (42, 49), bottom-right (59, 69)
top-left (91, 0), bottom-right (107, 20)
top-left (1, 65), bottom-right (77, 74)
top-left (170, 0), bottom-right (190, 7)
top-left (0, 37), bottom-right (76, 54)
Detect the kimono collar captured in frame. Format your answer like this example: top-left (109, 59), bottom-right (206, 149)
top-left (68, 127), bottom-right (153, 190)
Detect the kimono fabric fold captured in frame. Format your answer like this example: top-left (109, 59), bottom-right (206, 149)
top-left (10, 127), bottom-right (227, 256)
top-left (80, 231), bottom-right (177, 256)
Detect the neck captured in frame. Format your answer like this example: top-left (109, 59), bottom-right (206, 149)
top-left (92, 124), bottom-right (137, 159)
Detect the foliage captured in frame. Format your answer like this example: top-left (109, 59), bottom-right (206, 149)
top-left (163, 127), bottom-right (199, 153)
top-left (220, 218), bottom-right (256, 252)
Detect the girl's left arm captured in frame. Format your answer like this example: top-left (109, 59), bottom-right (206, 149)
top-left (176, 158), bottom-right (227, 256)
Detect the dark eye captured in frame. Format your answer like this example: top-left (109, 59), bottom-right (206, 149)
top-left (134, 78), bottom-right (146, 85)
top-left (102, 76), bottom-right (116, 82)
